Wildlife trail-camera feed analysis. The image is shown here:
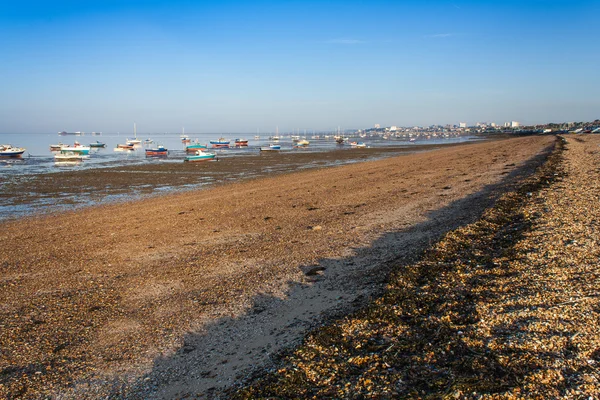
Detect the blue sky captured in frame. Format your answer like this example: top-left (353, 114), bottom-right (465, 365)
top-left (1, 0), bottom-right (598, 133)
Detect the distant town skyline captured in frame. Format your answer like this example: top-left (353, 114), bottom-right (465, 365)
top-left (1, 0), bottom-right (599, 134)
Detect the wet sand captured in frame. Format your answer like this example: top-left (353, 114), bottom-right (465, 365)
top-left (0, 135), bottom-right (555, 398)
top-left (1, 145), bottom-right (438, 221)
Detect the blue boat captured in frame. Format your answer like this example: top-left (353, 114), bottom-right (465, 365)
top-left (260, 144), bottom-right (281, 151)
top-left (89, 140), bottom-right (106, 148)
top-left (210, 138), bottom-right (230, 148)
top-left (145, 145), bottom-right (168, 157)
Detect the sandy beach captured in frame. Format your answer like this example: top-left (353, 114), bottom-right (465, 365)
top-left (0, 135), bottom-right (556, 398)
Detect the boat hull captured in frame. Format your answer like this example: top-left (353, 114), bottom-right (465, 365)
top-left (61, 147), bottom-right (90, 155)
top-left (145, 149), bottom-right (168, 156)
top-left (184, 154), bottom-right (216, 162)
top-left (260, 145), bottom-right (281, 151)
top-left (0, 151), bottom-right (25, 158)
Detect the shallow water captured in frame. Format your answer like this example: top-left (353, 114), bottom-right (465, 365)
top-left (0, 132), bottom-right (479, 221)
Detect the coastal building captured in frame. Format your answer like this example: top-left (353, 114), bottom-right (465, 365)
top-left (511, 121), bottom-right (520, 128)
top-left (374, 124), bottom-right (381, 129)
top-left (459, 122), bottom-right (467, 128)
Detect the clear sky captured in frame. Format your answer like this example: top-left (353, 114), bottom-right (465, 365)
top-left (1, 0), bottom-right (598, 134)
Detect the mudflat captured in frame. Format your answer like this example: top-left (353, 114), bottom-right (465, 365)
top-left (0, 135), bottom-right (555, 398)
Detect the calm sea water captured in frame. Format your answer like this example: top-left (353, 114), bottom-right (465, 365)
top-left (0, 132), bottom-right (475, 176)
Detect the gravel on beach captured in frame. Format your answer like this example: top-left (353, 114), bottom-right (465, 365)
top-left (0, 135), bottom-right (558, 398)
top-left (235, 134), bottom-right (600, 399)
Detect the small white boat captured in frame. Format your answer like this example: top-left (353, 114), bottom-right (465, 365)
top-left (54, 151), bottom-right (84, 162)
top-left (0, 144), bottom-right (26, 158)
top-left (127, 122), bottom-right (141, 144)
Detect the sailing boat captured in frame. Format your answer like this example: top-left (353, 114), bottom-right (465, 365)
top-left (270, 126), bottom-right (280, 141)
top-left (181, 127), bottom-right (190, 143)
top-left (127, 123), bottom-right (141, 145)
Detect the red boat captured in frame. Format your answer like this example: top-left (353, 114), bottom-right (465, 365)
top-left (145, 146), bottom-right (168, 156)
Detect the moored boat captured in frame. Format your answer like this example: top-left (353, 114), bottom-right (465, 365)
top-left (61, 142), bottom-right (90, 154)
top-left (126, 123), bottom-right (141, 144)
top-left (260, 144), bottom-right (281, 151)
top-left (115, 143), bottom-right (135, 151)
top-left (89, 140), bottom-right (106, 148)
top-left (49, 143), bottom-right (65, 151)
top-left (184, 150), bottom-right (216, 162)
top-left (0, 144), bottom-right (26, 158)
top-left (185, 143), bottom-right (208, 152)
top-left (54, 151), bottom-right (84, 162)
top-left (210, 138), bottom-right (230, 148)
top-left (145, 145), bottom-right (168, 156)
top-left (234, 138), bottom-right (249, 146)
top-left (294, 139), bottom-right (309, 147)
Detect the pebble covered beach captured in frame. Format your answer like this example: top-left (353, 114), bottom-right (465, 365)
top-left (3, 134), bottom-right (590, 398)
top-left (235, 134), bottom-right (600, 399)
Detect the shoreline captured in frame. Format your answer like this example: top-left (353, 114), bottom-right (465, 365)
top-left (1, 143), bottom-right (474, 223)
top-left (0, 135), bottom-right (555, 398)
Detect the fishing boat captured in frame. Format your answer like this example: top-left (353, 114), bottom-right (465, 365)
top-left (145, 145), bottom-right (168, 157)
top-left (0, 144), bottom-right (26, 158)
top-left (59, 142), bottom-right (90, 154)
top-left (184, 150), bottom-right (216, 162)
top-left (143, 138), bottom-right (154, 144)
top-left (210, 138), bottom-right (230, 148)
top-left (89, 140), bottom-right (106, 148)
top-left (260, 144), bottom-right (281, 151)
top-left (185, 143), bottom-right (208, 152)
top-left (234, 138), bottom-right (249, 146)
top-left (350, 142), bottom-right (366, 148)
top-left (54, 151), bottom-right (84, 162)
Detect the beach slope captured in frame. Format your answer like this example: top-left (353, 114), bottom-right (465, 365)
top-left (0, 135), bottom-right (555, 398)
